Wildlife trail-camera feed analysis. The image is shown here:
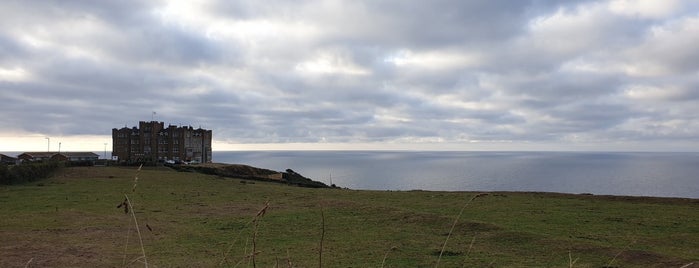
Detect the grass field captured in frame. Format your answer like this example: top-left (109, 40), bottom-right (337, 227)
top-left (1, 166), bottom-right (697, 267)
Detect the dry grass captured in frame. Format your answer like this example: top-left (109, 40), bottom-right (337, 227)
top-left (119, 164), bottom-right (149, 268)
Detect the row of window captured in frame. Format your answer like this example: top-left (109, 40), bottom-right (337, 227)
top-left (125, 139), bottom-right (184, 145)
top-left (125, 150), bottom-right (182, 155)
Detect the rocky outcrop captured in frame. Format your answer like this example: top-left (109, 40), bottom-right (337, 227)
top-left (170, 163), bottom-right (329, 188)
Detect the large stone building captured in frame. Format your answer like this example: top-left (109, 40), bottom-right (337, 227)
top-left (112, 121), bottom-right (212, 163)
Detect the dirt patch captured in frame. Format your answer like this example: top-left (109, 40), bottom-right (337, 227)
top-left (614, 249), bottom-right (693, 268)
top-left (566, 245), bottom-right (695, 268)
top-left (0, 227), bottom-right (126, 267)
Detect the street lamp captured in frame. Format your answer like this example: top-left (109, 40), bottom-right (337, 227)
top-left (45, 137), bottom-right (50, 152)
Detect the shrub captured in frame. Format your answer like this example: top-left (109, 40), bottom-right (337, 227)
top-left (0, 163), bottom-right (10, 184)
top-left (0, 161), bottom-right (62, 185)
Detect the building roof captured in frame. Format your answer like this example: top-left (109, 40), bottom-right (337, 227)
top-left (58, 152), bottom-right (99, 158)
top-left (20, 152), bottom-right (99, 158)
top-left (18, 152), bottom-right (56, 158)
top-left (0, 154), bottom-right (17, 160)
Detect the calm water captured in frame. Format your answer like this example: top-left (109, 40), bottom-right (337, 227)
top-left (213, 151), bottom-right (699, 198)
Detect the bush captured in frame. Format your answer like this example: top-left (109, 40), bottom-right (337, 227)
top-left (0, 161), bottom-right (62, 185)
top-left (65, 160), bottom-right (95, 167)
top-left (0, 164), bottom-right (9, 185)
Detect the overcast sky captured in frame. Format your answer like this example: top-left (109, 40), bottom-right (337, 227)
top-left (1, 0), bottom-right (698, 152)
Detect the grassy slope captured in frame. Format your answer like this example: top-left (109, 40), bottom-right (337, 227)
top-left (0, 166), bottom-right (697, 267)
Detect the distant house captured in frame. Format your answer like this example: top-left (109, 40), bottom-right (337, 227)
top-left (0, 154), bottom-right (18, 165)
top-left (51, 152), bottom-right (99, 162)
top-left (17, 152), bottom-right (55, 162)
top-left (18, 152), bottom-right (99, 163)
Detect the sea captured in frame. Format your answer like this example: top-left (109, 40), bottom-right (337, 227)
top-left (3, 150), bottom-right (696, 198)
top-left (213, 151), bottom-right (699, 199)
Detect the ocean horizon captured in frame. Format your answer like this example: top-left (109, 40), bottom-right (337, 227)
top-left (3, 150), bottom-right (697, 199)
top-left (213, 150), bottom-right (699, 199)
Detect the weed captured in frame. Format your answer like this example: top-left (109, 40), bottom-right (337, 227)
top-left (119, 164), bottom-right (148, 267)
top-left (435, 193), bottom-right (488, 267)
top-left (319, 204), bottom-right (325, 268)
top-left (251, 201), bottom-right (270, 268)
top-left (568, 251), bottom-right (579, 268)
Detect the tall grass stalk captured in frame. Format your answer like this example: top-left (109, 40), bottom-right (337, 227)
top-left (219, 213), bottom-right (263, 266)
top-left (24, 258), bottom-right (33, 268)
top-left (122, 221), bottom-right (132, 267)
top-left (381, 246), bottom-right (398, 268)
top-left (435, 193), bottom-right (487, 268)
top-left (219, 225), bottom-right (250, 266)
top-left (568, 251), bottom-right (579, 268)
top-left (605, 239), bottom-right (636, 268)
top-left (318, 204), bottom-right (325, 268)
top-left (461, 235), bottom-right (476, 267)
top-left (118, 164), bottom-right (147, 267)
top-left (286, 249), bottom-right (293, 268)
top-left (380, 251), bottom-right (389, 268)
top-left (125, 194), bottom-right (148, 267)
top-left (220, 202), bottom-right (270, 267)
top-left (251, 201), bottom-right (269, 268)
top-left (230, 237), bottom-right (251, 268)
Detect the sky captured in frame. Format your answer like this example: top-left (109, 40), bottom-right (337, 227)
top-left (1, 0), bottom-right (698, 152)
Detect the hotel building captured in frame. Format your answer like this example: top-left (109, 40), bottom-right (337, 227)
top-left (112, 121), bottom-right (212, 163)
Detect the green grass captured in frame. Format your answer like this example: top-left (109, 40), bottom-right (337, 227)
top-left (0, 166), bottom-right (697, 267)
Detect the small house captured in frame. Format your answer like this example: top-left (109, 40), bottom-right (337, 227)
top-left (51, 152), bottom-right (100, 162)
top-left (18, 152), bottom-right (100, 163)
top-left (0, 154), bottom-right (18, 165)
top-left (17, 152), bottom-right (55, 162)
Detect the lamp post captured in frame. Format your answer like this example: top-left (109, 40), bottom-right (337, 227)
top-left (104, 143), bottom-right (107, 159)
top-left (45, 137), bottom-right (50, 152)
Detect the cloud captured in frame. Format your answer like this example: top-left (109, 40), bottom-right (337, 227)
top-left (608, 0), bottom-right (683, 19)
top-left (1, 0), bottom-right (698, 151)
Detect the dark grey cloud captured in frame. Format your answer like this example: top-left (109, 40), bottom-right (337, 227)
top-left (1, 0), bottom-right (698, 150)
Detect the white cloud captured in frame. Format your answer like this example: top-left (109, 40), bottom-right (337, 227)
top-left (384, 49), bottom-right (483, 70)
top-left (624, 84), bottom-right (684, 101)
top-left (0, 67), bottom-right (30, 82)
top-left (609, 0), bottom-right (682, 19)
top-left (295, 50), bottom-right (370, 75)
top-left (623, 16), bottom-right (699, 76)
top-left (525, 3), bottom-right (615, 55)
